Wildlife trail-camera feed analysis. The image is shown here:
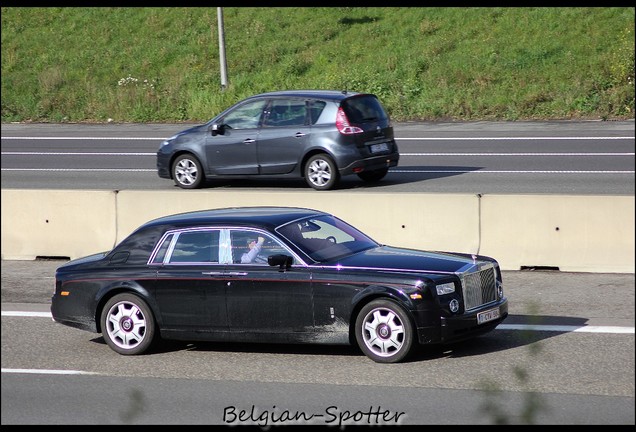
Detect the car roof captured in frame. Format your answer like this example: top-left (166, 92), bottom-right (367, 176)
top-left (246, 90), bottom-right (365, 101)
top-left (141, 206), bottom-right (327, 231)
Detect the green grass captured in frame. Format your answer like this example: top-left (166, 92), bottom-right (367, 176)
top-left (1, 7), bottom-right (634, 123)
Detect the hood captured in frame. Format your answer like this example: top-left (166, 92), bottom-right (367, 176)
top-left (167, 123), bottom-right (207, 141)
top-left (330, 246), bottom-right (484, 274)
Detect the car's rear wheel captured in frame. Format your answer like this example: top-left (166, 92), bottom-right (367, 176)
top-left (355, 299), bottom-right (415, 363)
top-left (172, 154), bottom-right (204, 189)
top-left (357, 167), bottom-right (389, 183)
top-left (101, 293), bottom-right (156, 355)
top-left (305, 154), bottom-right (339, 190)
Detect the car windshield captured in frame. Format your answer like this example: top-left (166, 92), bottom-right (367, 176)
top-left (277, 214), bottom-right (379, 262)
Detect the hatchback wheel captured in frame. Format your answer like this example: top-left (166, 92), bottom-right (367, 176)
top-left (355, 299), bottom-right (415, 363)
top-left (305, 154), bottom-right (339, 190)
top-left (172, 154), bottom-right (204, 189)
top-left (357, 167), bottom-right (389, 183)
top-left (101, 293), bottom-right (156, 355)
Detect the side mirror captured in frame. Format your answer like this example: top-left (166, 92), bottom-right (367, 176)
top-left (268, 254), bottom-right (293, 272)
top-left (211, 123), bottom-right (225, 136)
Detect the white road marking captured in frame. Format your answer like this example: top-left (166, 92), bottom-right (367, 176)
top-left (1, 368), bottom-right (98, 375)
top-left (2, 136), bottom-right (634, 141)
top-left (2, 311), bottom-right (633, 334)
top-left (3, 151), bottom-right (634, 157)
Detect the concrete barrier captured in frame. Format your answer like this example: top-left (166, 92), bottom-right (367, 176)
top-left (479, 194), bottom-right (635, 273)
top-left (1, 189), bottom-right (117, 260)
top-left (114, 190), bottom-right (480, 254)
top-left (1, 189), bottom-right (633, 273)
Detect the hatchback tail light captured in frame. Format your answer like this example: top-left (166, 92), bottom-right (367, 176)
top-left (336, 107), bottom-right (363, 135)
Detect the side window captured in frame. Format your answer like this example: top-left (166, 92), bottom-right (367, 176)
top-left (308, 100), bottom-right (326, 125)
top-left (229, 230), bottom-right (295, 265)
top-left (222, 100), bottom-right (266, 130)
top-left (168, 230), bottom-right (220, 264)
top-left (150, 233), bottom-right (174, 264)
top-left (263, 99), bottom-right (307, 127)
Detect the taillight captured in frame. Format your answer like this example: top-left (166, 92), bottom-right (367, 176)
top-left (336, 107), bottom-right (363, 135)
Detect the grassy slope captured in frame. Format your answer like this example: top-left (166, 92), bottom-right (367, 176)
top-left (1, 7), bottom-right (634, 123)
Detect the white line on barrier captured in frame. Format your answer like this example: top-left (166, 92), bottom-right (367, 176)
top-left (3, 311), bottom-right (633, 334)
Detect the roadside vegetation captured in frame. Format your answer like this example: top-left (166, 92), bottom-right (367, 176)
top-left (1, 7), bottom-right (634, 123)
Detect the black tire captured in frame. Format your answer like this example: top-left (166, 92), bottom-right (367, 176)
top-left (357, 167), bottom-right (389, 183)
top-left (172, 154), bottom-right (204, 189)
top-left (101, 293), bottom-right (156, 355)
top-left (355, 299), bottom-right (415, 363)
top-left (304, 154), bottom-right (339, 190)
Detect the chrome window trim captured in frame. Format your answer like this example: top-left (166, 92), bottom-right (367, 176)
top-left (147, 225), bottom-right (308, 267)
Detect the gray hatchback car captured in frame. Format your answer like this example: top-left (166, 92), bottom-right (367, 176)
top-left (156, 90), bottom-right (399, 190)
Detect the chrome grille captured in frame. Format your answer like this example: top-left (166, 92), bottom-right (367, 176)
top-left (462, 266), bottom-right (497, 311)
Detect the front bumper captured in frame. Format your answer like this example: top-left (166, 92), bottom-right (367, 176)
top-left (417, 298), bottom-right (509, 345)
top-left (156, 151), bottom-right (172, 179)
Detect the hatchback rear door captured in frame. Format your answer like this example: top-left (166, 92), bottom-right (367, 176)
top-left (341, 94), bottom-right (395, 154)
top-left (256, 98), bottom-right (312, 175)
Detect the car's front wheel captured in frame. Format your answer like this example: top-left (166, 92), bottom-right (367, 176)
top-left (101, 293), bottom-right (156, 355)
top-left (305, 154), bottom-right (339, 190)
top-left (357, 167), bottom-right (389, 183)
top-left (355, 299), bottom-right (415, 363)
top-left (172, 154), bottom-right (204, 189)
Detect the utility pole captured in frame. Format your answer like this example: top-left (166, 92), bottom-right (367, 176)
top-left (217, 7), bottom-right (228, 90)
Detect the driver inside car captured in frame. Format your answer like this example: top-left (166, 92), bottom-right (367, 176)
top-left (241, 236), bottom-right (267, 264)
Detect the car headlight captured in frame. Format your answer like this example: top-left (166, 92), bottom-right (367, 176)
top-left (436, 282), bottom-right (455, 295)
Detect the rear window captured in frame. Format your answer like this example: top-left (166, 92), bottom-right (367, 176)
top-left (342, 95), bottom-right (388, 123)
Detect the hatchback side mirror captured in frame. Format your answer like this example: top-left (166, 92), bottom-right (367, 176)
top-left (211, 123), bottom-right (225, 136)
top-left (268, 254), bottom-right (293, 272)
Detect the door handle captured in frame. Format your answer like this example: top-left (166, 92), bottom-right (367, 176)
top-left (294, 132), bottom-right (306, 138)
top-left (243, 138), bottom-right (256, 144)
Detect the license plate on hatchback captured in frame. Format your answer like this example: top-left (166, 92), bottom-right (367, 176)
top-left (477, 308), bottom-right (500, 325)
top-left (370, 143), bottom-right (389, 153)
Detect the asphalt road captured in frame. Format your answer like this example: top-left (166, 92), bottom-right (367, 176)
top-left (1, 120), bottom-right (634, 194)
top-left (1, 259), bottom-right (634, 424)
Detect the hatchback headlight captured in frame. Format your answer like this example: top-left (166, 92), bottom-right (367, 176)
top-left (436, 282), bottom-right (455, 295)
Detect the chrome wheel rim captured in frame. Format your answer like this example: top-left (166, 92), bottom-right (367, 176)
top-left (175, 159), bottom-right (198, 186)
top-left (361, 307), bottom-right (405, 357)
top-left (307, 159), bottom-right (332, 187)
top-left (105, 301), bottom-right (147, 350)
